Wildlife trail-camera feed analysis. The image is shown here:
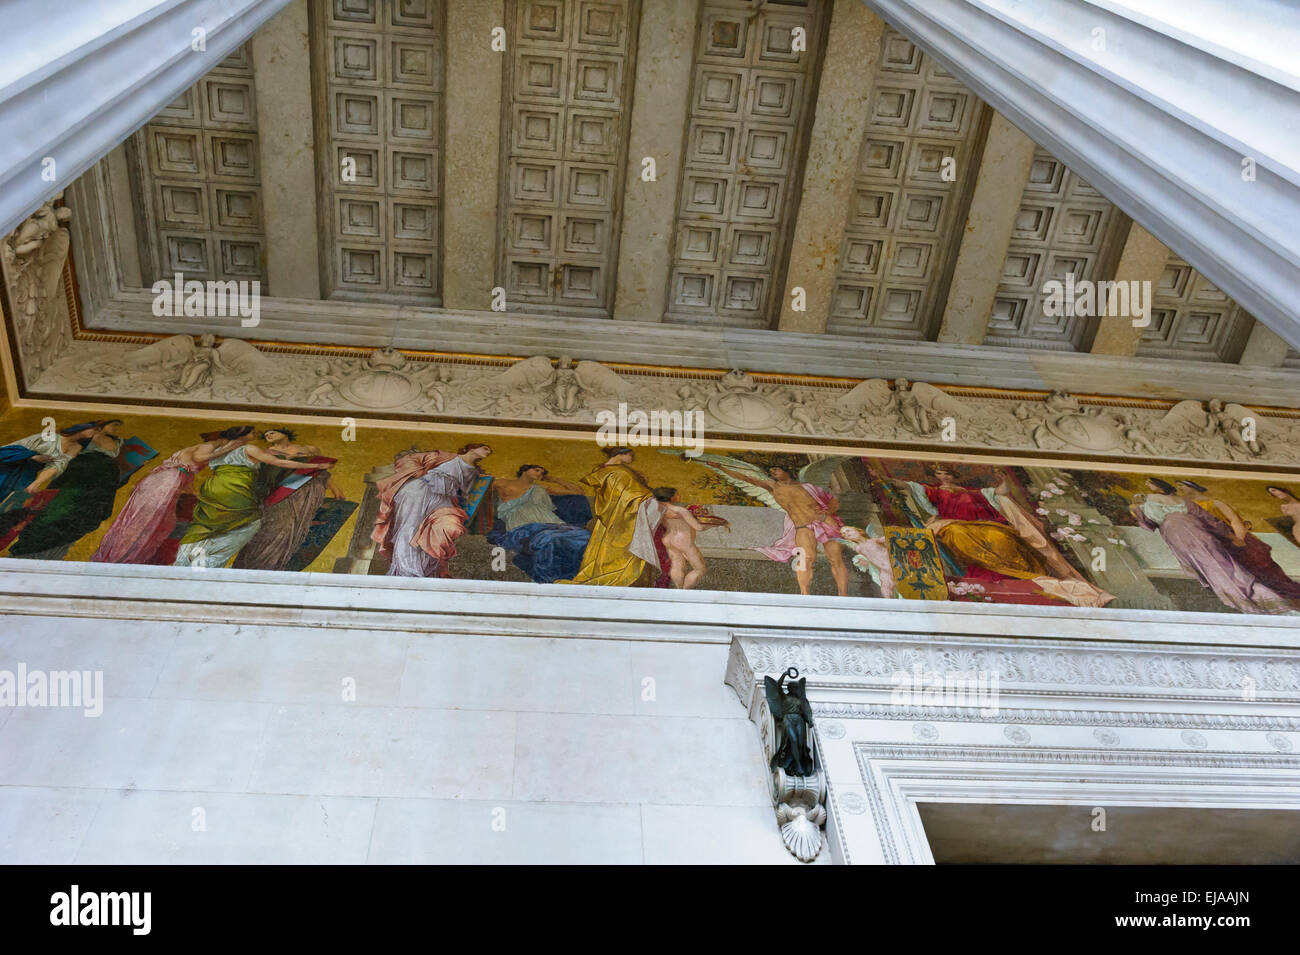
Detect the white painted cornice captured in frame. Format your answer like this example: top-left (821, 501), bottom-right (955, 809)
top-left (728, 629), bottom-right (1300, 704)
top-left (0, 0), bottom-right (292, 235)
top-left (859, 0), bottom-right (1300, 350)
top-left (1, 559), bottom-right (1297, 650)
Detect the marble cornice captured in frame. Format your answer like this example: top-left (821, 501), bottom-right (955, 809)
top-left (727, 628), bottom-right (1300, 703)
top-left (3, 172), bottom-right (1295, 473)
top-left (68, 281), bottom-right (1300, 408)
top-left (2, 559), bottom-right (1299, 650)
top-left (19, 318), bottom-right (1300, 472)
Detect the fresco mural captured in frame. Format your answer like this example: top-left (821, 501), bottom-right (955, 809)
top-left (0, 406), bottom-right (1298, 616)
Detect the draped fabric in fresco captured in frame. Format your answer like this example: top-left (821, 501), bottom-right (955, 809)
top-left (1, 408), bottom-right (1299, 616)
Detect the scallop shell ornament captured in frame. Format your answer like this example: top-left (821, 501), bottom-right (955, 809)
top-left (776, 803), bottom-right (827, 862)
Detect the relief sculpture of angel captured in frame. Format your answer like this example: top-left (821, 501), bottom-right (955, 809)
top-left (1154, 398), bottom-right (1269, 460)
top-left (833, 378), bottom-right (965, 437)
top-left (120, 334), bottom-right (292, 399)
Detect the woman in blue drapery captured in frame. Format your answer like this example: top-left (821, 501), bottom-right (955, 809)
top-left (8, 421), bottom-right (130, 560)
top-left (487, 464), bottom-right (592, 584)
top-left (0, 421), bottom-right (102, 499)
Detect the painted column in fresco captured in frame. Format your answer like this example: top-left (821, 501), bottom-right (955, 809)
top-left (332, 463), bottom-right (394, 575)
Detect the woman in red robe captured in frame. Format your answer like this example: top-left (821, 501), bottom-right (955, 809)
top-left (885, 465), bottom-right (1113, 607)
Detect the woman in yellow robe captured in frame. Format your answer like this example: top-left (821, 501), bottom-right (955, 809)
top-left (559, 448), bottom-right (655, 587)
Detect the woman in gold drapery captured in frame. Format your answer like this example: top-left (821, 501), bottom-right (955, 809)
top-left (558, 447), bottom-right (659, 587)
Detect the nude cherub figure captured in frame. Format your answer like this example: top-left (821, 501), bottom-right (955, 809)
top-left (652, 487), bottom-right (729, 590)
top-left (787, 390), bottom-right (818, 434)
top-left (1207, 398), bottom-right (1264, 456)
top-left (839, 525), bottom-right (896, 599)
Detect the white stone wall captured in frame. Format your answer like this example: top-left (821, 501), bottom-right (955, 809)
top-left (0, 612), bottom-right (805, 864)
top-left (1, 560), bottom-right (1297, 864)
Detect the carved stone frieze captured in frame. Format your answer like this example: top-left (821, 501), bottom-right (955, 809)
top-left (19, 335), bottom-right (1300, 466)
top-left (2, 198), bottom-right (74, 378)
top-left (728, 631), bottom-right (1300, 700)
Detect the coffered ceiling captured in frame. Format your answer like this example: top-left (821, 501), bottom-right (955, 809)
top-left (825, 26), bottom-right (986, 342)
top-left (128, 44), bottom-right (269, 289)
top-left (12, 0), bottom-right (1299, 408)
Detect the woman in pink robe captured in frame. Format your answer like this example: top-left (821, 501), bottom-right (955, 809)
top-left (371, 444), bottom-right (491, 577)
top-left (90, 427), bottom-right (252, 564)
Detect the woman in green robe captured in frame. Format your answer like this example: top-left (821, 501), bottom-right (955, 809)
top-left (173, 433), bottom-right (328, 568)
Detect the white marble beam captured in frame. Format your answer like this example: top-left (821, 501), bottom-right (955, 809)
top-left (935, 111), bottom-right (1036, 345)
top-left (777, 1), bottom-right (885, 334)
top-left (611, 0), bottom-right (699, 323)
top-left (442, 0), bottom-right (505, 311)
top-left (103, 144), bottom-right (143, 289)
top-left (251, 0), bottom-right (320, 300)
top-left (857, 0), bottom-right (1300, 351)
top-left (0, 0), bottom-right (294, 236)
